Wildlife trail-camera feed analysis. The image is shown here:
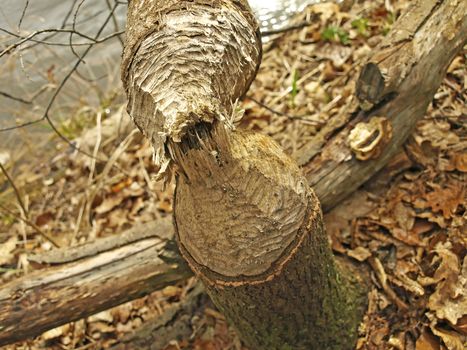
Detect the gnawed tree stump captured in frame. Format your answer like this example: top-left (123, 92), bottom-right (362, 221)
top-left (0, 0), bottom-right (465, 347)
top-left (123, 0), bottom-right (367, 349)
top-left (171, 123), bottom-right (367, 349)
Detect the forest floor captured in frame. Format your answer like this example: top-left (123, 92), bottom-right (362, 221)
top-left (0, 0), bottom-right (465, 349)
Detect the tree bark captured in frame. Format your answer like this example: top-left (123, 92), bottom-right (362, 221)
top-left (122, 1), bottom-right (367, 349)
top-left (121, 0), bottom-right (261, 182)
top-left (171, 123), bottom-right (367, 349)
top-left (1, 0), bottom-right (465, 347)
top-left (298, 0), bottom-right (467, 211)
top-left (0, 218), bottom-right (191, 346)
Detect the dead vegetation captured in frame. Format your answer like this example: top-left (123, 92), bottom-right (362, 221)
top-left (0, 0), bottom-right (465, 349)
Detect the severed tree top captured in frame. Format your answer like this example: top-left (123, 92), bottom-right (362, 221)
top-left (121, 0), bottom-right (262, 180)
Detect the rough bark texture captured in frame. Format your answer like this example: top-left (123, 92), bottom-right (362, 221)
top-left (2, 0), bottom-right (465, 346)
top-left (0, 218), bottom-right (191, 346)
top-left (298, 0), bottom-right (467, 211)
top-left (122, 0), bottom-right (261, 180)
top-left (122, 1), bottom-right (367, 348)
top-left (172, 123), bottom-right (367, 349)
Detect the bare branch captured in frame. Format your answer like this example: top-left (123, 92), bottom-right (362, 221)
top-left (70, 0), bottom-right (88, 62)
top-left (0, 203), bottom-right (60, 248)
top-left (246, 96), bottom-right (324, 125)
top-left (0, 162), bottom-right (27, 216)
top-left (0, 28), bottom-right (124, 56)
top-left (0, 90), bottom-right (32, 104)
top-left (0, 0), bottom-right (124, 165)
top-left (106, 0), bottom-right (124, 46)
top-left (17, 0), bottom-right (30, 31)
top-left (261, 19), bottom-right (317, 37)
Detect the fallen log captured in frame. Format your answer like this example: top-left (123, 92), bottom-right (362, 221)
top-left (0, 0), bottom-right (465, 346)
top-left (300, 0), bottom-right (467, 211)
top-left (0, 218), bottom-right (191, 346)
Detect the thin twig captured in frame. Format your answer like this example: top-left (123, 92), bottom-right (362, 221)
top-left (38, 0), bottom-right (123, 159)
top-left (70, 0), bottom-right (88, 62)
top-left (0, 203), bottom-right (60, 248)
top-left (246, 96), bottom-right (323, 125)
top-left (0, 1), bottom-right (121, 163)
top-left (18, 0), bottom-right (97, 52)
top-left (106, 0), bottom-right (124, 46)
top-left (17, 0), bottom-right (30, 31)
top-left (0, 91), bottom-right (32, 104)
top-left (0, 28), bottom-right (124, 58)
top-left (0, 162), bottom-right (28, 216)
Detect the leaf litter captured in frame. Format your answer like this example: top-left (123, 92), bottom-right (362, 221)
top-left (0, 0), bottom-right (465, 349)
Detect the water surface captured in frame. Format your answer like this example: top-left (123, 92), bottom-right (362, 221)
top-left (0, 0), bottom-right (324, 149)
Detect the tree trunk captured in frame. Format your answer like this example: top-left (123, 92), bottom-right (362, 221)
top-left (122, 1), bottom-right (367, 349)
top-left (1, 0), bottom-right (465, 347)
top-left (172, 123), bottom-right (367, 349)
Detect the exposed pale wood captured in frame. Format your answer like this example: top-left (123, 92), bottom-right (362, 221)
top-left (1, 0), bottom-right (465, 346)
top-left (122, 0), bottom-right (261, 181)
top-left (0, 218), bottom-right (192, 346)
top-left (299, 0), bottom-right (467, 211)
top-left (122, 0), bottom-right (368, 347)
top-left (173, 123), bottom-right (311, 278)
top-left (172, 124), bottom-right (367, 348)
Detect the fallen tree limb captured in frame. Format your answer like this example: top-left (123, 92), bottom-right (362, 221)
top-left (0, 0), bottom-right (465, 346)
top-left (299, 0), bottom-right (467, 211)
top-left (0, 218), bottom-right (192, 346)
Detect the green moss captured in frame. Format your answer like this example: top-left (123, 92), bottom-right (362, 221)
top-left (289, 69), bottom-right (300, 108)
top-left (351, 18), bottom-right (370, 37)
top-left (322, 26), bottom-right (350, 45)
top-left (382, 12), bottom-right (396, 36)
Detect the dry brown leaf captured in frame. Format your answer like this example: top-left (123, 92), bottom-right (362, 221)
top-left (0, 235), bottom-right (17, 265)
top-left (394, 202), bottom-right (415, 232)
top-left (452, 315), bottom-right (467, 336)
top-left (162, 285), bottom-right (181, 298)
top-left (348, 246), bottom-right (372, 262)
top-left (416, 329), bottom-right (441, 350)
top-left (430, 322), bottom-right (465, 350)
top-left (35, 211), bottom-right (55, 227)
top-left (427, 245), bottom-right (466, 326)
top-left (314, 44), bottom-right (353, 67)
top-left (415, 121), bottom-right (460, 151)
top-left (94, 195), bottom-right (125, 215)
top-left (88, 321), bottom-right (116, 338)
top-left (452, 153), bottom-right (467, 172)
top-left (121, 182), bottom-right (145, 197)
top-left (111, 178), bottom-right (133, 193)
top-left (88, 310), bottom-right (114, 323)
top-left (310, 3), bottom-right (340, 23)
top-left (41, 324), bottom-right (71, 341)
top-left (392, 272), bottom-right (425, 296)
top-left (424, 184), bottom-right (464, 219)
top-left (106, 208), bottom-right (130, 229)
